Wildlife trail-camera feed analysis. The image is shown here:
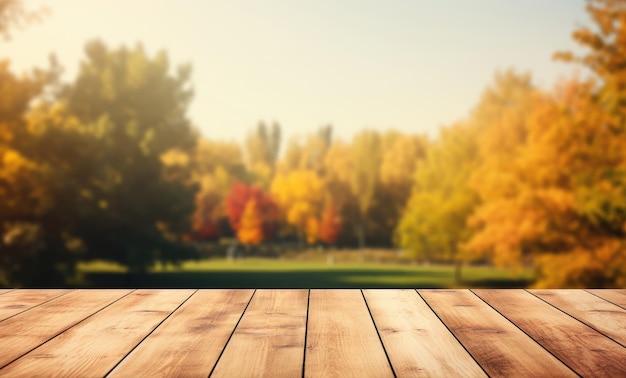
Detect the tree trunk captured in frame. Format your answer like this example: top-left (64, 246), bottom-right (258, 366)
top-left (297, 230), bottom-right (304, 250)
top-left (226, 241), bottom-right (237, 261)
top-left (354, 222), bottom-right (366, 262)
top-left (454, 259), bottom-right (462, 284)
top-left (355, 222), bottom-right (366, 249)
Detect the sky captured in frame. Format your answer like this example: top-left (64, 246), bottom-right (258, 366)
top-left (3, 0), bottom-right (590, 146)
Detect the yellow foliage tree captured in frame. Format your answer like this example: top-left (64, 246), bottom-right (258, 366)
top-left (277, 126), bottom-right (332, 176)
top-left (322, 141), bottom-right (358, 245)
top-left (306, 216), bottom-right (320, 245)
top-left (270, 169), bottom-right (324, 246)
top-left (395, 123), bottom-right (480, 282)
top-left (244, 122), bottom-right (280, 189)
top-left (349, 130), bottom-right (382, 248)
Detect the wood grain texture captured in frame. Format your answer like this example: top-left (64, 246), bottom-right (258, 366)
top-left (0, 289), bottom-right (129, 369)
top-left (363, 289), bottom-right (486, 377)
top-left (474, 289), bottom-right (626, 377)
top-left (0, 289), bottom-right (624, 376)
top-left (587, 289), bottom-right (626, 309)
top-left (109, 289), bottom-right (253, 378)
top-left (0, 289), bottom-right (193, 378)
top-left (305, 289), bottom-right (393, 378)
top-left (0, 290), bottom-right (13, 296)
top-left (531, 289), bottom-right (626, 347)
top-left (0, 289), bottom-right (71, 321)
top-left (212, 289), bottom-right (308, 378)
top-left (419, 289), bottom-right (575, 377)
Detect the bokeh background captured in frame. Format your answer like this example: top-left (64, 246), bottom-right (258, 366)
top-left (0, 0), bottom-right (624, 288)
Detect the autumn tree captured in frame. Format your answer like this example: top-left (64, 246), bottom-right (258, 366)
top-left (0, 2), bottom-right (80, 286)
top-left (463, 1), bottom-right (626, 287)
top-left (554, 0), bottom-right (626, 127)
top-left (270, 170), bottom-right (324, 247)
top-left (349, 130), bottom-right (382, 249)
top-left (369, 131), bottom-right (428, 245)
top-left (465, 77), bottom-right (626, 287)
top-left (549, 0), bottom-right (626, 287)
top-left (226, 182), bottom-right (279, 244)
top-left (462, 70), bottom-right (539, 270)
top-left (237, 199), bottom-right (264, 246)
top-left (192, 170), bottom-right (226, 241)
top-left (319, 204), bottom-right (342, 246)
top-left (278, 136), bottom-right (304, 175)
top-left (277, 125), bottom-right (332, 176)
top-left (462, 1), bottom-right (626, 288)
top-left (396, 124), bottom-right (480, 281)
top-left (244, 121), bottom-right (281, 188)
top-left (0, 96), bottom-right (65, 286)
top-left (300, 125), bottom-right (333, 175)
top-left (396, 70), bottom-right (535, 283)
top-left (323, 141), bottom-right (359, 246)
top-left (191, 139), bottom-right (247, 240)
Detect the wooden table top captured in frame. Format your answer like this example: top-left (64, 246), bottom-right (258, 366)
top-left (0, 289), bottom-right (624, 377)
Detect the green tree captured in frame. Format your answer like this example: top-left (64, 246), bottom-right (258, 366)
top-left (395, 124), bottom-right (480, 282)
top-left (60, 39), bottom-right (199, 273)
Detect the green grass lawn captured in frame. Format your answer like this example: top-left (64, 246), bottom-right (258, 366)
top-left (77, 257), bottom-right (533, 288)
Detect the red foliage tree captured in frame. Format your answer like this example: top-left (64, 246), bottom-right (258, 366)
top-left (319, 204), bottom-right (342, 245)
top-left (226, 182), bottom-right (279, 241)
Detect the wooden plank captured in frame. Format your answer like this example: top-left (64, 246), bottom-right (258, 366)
top-left (0, 289), bottom-right (193, 377)
top-left (0, 289), bottom-right (71, 321)
top-left (363, 289), bottom-right (486, 377)
top-left (109, 289), bottom-right (253, 377)
top-left (211, 289), bottom-right (308, 378)
top-left (419, 289), bottom-right (575, 377)
top-left (474, 289), bottom-right (626, 377)
top-left (0, 289), bottom-right (129, 369)
top-left (305, 289), bottom-right (393, 378)
top-left (587, 289), bottom-right (626, 309)
top-left (0, 289), bottom-right (13, 296)
top-left (531, 289), bottom-right (626, 347)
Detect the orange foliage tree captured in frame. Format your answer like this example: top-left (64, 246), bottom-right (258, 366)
top-left (463, 1), bottom-right (626, 287)
top-left (237, 199), bottom-right (264, 246)
top-left (319, 204), bottom-right (342, 245)
top-left (225, 182), bottom-right (279, 244)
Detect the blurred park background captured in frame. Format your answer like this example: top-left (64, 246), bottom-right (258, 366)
top-left (0, 0), bottom-right (625, 288)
